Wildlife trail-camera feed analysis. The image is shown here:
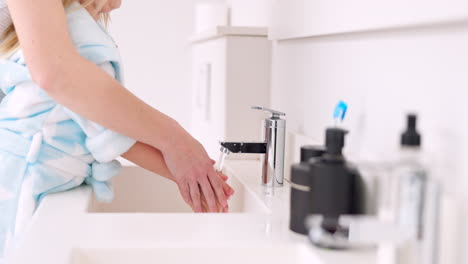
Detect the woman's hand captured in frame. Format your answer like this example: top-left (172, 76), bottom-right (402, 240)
top-left (201, 171), bottom-right (234, 213)
top-left (123, 142), bottom-right (234, 213)
top-left (162, 129), bottom-right (233, 213)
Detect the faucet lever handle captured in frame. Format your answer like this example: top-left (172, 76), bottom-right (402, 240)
top-left (251, 106), bottom-right (286, 119)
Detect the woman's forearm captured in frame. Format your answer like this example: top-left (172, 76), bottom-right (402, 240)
top-left (45, 55), bottom-right (183, 152)
top-left (122, 141), bottom-right (174, 181)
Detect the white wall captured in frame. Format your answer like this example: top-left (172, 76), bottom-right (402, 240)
top-left (272, 14), bottom-right (468, 264)
top-left (107, 0), bottom-right (223, 129)
top-left (107, 1), bottom-right (468, 260)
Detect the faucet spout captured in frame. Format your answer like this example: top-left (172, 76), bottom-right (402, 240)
top-left (219, 142), bottom-right (267, 154)
top-left (219, 106), bottom-right (286, 188)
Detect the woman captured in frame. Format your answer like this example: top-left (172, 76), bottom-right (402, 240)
top-left (0, 0), bottom-right (233, 257)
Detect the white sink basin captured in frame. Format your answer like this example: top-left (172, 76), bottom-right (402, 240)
top-left (88, 167), bottom-right (269, 214)
top-left (71, 244), bottom-right (319, 264)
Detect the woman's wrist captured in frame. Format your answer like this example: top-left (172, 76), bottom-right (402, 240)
top-left (150, 117), bottom-right (186, 153)
top-left (122, 141), bottom-right (175, 182)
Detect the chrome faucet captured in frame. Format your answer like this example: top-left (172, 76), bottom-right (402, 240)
top-left (219, 106), bottom-right (286, 187)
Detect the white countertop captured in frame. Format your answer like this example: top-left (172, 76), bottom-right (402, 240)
top-left (8, 160), bottom-right (376, 264)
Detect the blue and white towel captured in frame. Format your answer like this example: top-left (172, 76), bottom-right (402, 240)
top-left (0, 3), bottom-right (136, 257)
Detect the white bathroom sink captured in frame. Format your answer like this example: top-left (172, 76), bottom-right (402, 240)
top-left (71, 244), bottom-right (319, 264)
top-left (87, 167), bottom-right (269, 214)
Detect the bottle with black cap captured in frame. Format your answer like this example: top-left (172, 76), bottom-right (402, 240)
top-left (289, 128), bottom-right (365, 237)
top-left (308, 128), bottom-right (365, 242)
top-left (395, 114), bottom-right (426, 233)
top-left (290, 145), bottom-right (326, 234)
top-left (392, 114), bottom-right (439, 264)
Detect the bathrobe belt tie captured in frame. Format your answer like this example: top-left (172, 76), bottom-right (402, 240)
top-left (25, 132), bottom-right (43, 164)
top-left (0, 128), bottom-right (121, 202)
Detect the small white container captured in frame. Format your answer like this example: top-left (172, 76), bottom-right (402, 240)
top-left (227, 0), bottom-right (271, 27)
top-left (194, 2), bottom-right (230, 33)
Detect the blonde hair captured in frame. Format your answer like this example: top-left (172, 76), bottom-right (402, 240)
top-left (0, 0), bottom-right (110, 56)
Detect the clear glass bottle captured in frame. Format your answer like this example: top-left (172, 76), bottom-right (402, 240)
top-left (391, 114), bottom-right (439, 264)
top-left (394, 146), bottom-right (427, 240)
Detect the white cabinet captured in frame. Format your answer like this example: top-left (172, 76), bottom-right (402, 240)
top-left (190, 26), bottom-right (271, 158)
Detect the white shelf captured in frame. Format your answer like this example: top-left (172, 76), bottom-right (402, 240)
top-left (270, 0), bottom-right (468, 41)
top-left (189, 26), bottom-right (269, 43)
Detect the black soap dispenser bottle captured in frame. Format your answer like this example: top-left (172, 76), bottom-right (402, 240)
top-left (309, 128), bottom-right (365, 220)
top-left (290, 145), bottom-right (326, 234)
top-left (289, 127), bottom-right (366, 237)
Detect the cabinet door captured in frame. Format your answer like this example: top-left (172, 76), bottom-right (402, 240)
top-left (190, 39), bottom-right (227, 158)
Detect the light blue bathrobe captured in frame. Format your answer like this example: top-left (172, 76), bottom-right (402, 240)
top-left (0, 4), bottom-right (136, 257)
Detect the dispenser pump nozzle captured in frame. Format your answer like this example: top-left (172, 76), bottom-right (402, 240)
top-left (325, 128), bottom-right (348, 155)
top-left (401, 114), bottom-right (421, 147)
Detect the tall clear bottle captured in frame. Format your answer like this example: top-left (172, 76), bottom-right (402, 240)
top-left (392, 114), bottom-right (439, 264)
